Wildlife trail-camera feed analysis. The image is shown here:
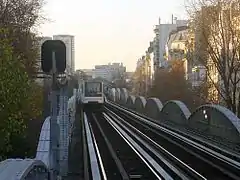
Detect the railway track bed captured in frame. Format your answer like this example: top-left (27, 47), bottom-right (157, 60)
top-left (87, 112), bottom-right (159, 179)
top-left (79, 101), bottom-right (240, 180)
top-left (105, 102), bottom-right (240, 180)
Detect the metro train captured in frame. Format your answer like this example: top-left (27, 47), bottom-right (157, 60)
top-left (80, 80), bottom-right (105, 111)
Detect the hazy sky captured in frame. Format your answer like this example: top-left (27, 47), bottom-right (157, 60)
top-left (40, 0), bottom-right (187, 71)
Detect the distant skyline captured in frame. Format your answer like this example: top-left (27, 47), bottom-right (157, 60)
top-left (40, 0), bottom-right (187, 71)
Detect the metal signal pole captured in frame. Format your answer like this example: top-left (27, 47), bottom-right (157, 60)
top-left (50, 51), bottom-right (60, 180)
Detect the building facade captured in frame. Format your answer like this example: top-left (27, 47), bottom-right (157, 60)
top-left (133, 54), bottom-right (153, 96)
top-left (53, 35), bottom-right (75, 75)
top-left (152, 18), bottom-right (188, 69)
top-left (81, 69), bottom-right (94, 78)
top-left (190, 65), bottom-right (206, 87)
top-left (165, 24), bottom-right (208, 88)
top-left (93, 63), bottom-right (126, 82)
top-left (166, 26), bottom-right (189, 79)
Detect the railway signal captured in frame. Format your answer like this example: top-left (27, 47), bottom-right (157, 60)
top-left (41, 40), bottom-right (66, 73)
top-left (41, 39), bottom-right (66, 179)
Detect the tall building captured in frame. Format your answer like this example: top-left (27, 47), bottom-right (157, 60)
top-left (53, 35), bottom-right (75, 75)
top-left (135, 17), bottom-right (188, 94)
top-left (152, 17), bottom-right (188, 69)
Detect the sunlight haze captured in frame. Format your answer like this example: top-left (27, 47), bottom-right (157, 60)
top-left (40, 0), bottom-right (187, 71)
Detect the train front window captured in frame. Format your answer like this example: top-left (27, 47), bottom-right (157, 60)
top-left (85, 82), bottom-right (102, 97)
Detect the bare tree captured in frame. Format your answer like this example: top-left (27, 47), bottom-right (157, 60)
top-left (186, 0), bottom-right (240, 115)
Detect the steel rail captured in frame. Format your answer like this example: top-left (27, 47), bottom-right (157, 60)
top-left (88, 115), bottom-right (108, 180)
top-left (103, 112), bottom-right (171, 180)
top-left (106, 102), bottom-right (240, 179)
top-left (107, 101), bottom-right (240, 160)
top-left (84, 112), bottom-right (102, 180)
top-left (91, 113), bottom-right (129, 180)
top-left (106, 107), bottom-right (206, 180)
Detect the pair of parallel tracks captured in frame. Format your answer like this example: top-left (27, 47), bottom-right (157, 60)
top-left (83, 111), bottom-right (162, 180)
top-left (81, 102), bottom-right (240, 180)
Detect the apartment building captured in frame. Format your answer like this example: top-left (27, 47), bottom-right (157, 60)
top-left (166, 26), bottom-right (189, 78)
top-left (152, 17), bottom-right (188, 70)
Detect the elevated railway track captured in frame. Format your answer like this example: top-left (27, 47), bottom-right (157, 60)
top-left (78, 100), bottom-right (239, 179)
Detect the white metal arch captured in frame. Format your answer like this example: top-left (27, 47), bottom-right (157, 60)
top-left (0, 159), bottom-right (48, 180)
top-left (35, 116), bottom-right (50, 167)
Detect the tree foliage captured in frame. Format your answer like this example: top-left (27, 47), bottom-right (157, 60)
top-left (0, 0), bottom-right (45, 159)
top-left (186, 0), bottom-right (240, 115)
top-left (0, 30), bottom-right (30, 159)
top-left (0, 0), bottom-right (45, 75)
top-left (148, 61), bottom-right (205, 110)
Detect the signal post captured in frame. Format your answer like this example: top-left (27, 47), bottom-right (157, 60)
top-left (41, 40), bottom-right (66, 180)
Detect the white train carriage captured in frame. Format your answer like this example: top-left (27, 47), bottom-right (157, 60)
top-left (80, 80), bottom-right (104, 111)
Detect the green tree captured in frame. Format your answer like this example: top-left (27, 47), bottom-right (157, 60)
top-left (0, 29), bottom-right (30, 159)
top-left (0, 0), bottom-right (46, 158)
